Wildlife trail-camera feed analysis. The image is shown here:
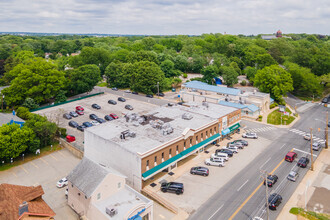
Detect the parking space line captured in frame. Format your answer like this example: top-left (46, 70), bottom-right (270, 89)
top-left (259, 157), bottom-right (271, 169)
top-left (280, 144), bottom-right (286, 149)
top-left (58, 151), bottom-right (65, 157)
top-left (50, 154), bottom-right (58, 161)
top-left (30, 161), bottom-right (39, 168)
top-left (11, 171), bottom-right (18, 178)
top-left (158, 214), bottom-right (165, 219)
top-left (20, 166), bottom-right (29, 174)
top-left (237, 180), bottom-right (249, 191)
top-left (293, 148), bottom-right (317, 157)
top-left (39, 157), bottom-right (49, 165)
top-left (208, 204), bottom-right (224, 220)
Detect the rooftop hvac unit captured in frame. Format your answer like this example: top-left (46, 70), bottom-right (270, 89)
top-left (106, 207), bottom-right (118, 217)
top-left (202, 102), bottom-right (209, 108)
top-left (120, 130), bottom-right (136, 139)
top-left (150, 120), bottom-right (164, 129)
top-left (182, 113), bottom-right (193, 120)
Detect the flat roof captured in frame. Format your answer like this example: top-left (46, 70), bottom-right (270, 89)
top-left (93, 185), bottom-right (151, 220)
top-left (86, 102), bottom-right (237, 154)
top-left (183, 81), bottom-right (241, 96)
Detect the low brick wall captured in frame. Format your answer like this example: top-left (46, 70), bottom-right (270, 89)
top-left (60, 138), bottom-right (84, 159)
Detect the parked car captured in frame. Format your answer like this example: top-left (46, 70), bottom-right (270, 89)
top-left (89, 114), bottom-right (98, 120)
top-left (322, 97), bottom-right (328, 103)
top-left (65, 188), bottom-right (68, 198)
top-left (125, 104), bottom-right (134, 110)
top-left (211, 153), bottom-right (228, 161)
top-left (328, 122), bottom-right (330, 128)
top-left (161, 182), bottom-right (184, 195)
top-left (242, 132), bottom-right (258, 139)
top-left (190, 166), bottom-right (209, 176)
top-left (68, 121), bottom-right (79, 128)
top-left (118, 97), bottom-right (126, 102)
top-left (303, 134), bottom-right (314, 141)
top-left (76, 106), bottom-right (84, 111)
top-left (109, 113), bottom-right (118, 119)
top-left (268, 193), bottom-right (282, 210)
top-left (83, 122), bottom-right (93, 127)
top-left (76, 110), bottom-right (84, 115)
top-left (66, 135), bottom-right (76, 143)
top-left (157, 92), bottom-right (165, 97)
top-left (222, 146), bottom-right (238, 153)
top-left (91, 120), bottom-right (100, 126)
top-left (178, 102), bottom-right (184, 105)
top-left (124, 90), bottom-right (131, 93)
top-left (63, 113), bottom-right (72, 120)
top-left (227, 142), bottom-right (244, 149)
top-left (205, 158), bottom-right (225, 167)
top-left (312, 142), bottom-right (321, 151)
top-left (216, 149), bottom-right (233, 157)
top-left (297, 157), bottom-right (309, 168)
top-left (146, 94), bottom-right (154, 98)
top-left (264, 174), bottom-right (278, 187)
top-left (231, 139), bottom-right (248, 146)
top-left (96, 118), bottom-right (106, 123)
top-left (105, 115), bottom-right (114, 121)
top-left (285, 151), bottom-right (297, 162)
top-left (287, 170), bottom-right (299, 182)
top-left (108, 100), bottom-right (117, 105)
top-left (77, 125), bottom-right (86, 132)
top-left (132, 91), bottom-right (138, 95)
top-left (92, 103), bottom-right (101, 109)
top-left (168, 103), bottom-right (174, 106)
top-left (56, 177), bottom-right (68, 188)
top-left (112, 87), bottom-right (118, 91)
top-left (69, 111), bottom-right (78, 117)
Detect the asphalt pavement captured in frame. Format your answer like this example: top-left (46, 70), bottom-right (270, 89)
top-left (189, 104), bottom-right (328, 220)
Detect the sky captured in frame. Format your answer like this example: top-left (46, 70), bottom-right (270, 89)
top-left (0, 0), bottom-right (329, 35)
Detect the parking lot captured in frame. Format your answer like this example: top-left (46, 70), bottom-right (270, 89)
top-left (145, 132), bottom-right (272, 215)
top-left (35, 92), bottom-right (159, 148)
top-left (0, 149), bottom-right (81, 220)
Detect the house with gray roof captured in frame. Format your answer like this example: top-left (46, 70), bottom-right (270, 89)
top-left (66, 157), bottom-right (153, 220)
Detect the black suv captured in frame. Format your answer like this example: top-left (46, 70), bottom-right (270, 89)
top-left (92, 103), bottom-right (101, 109)
top-left (125, 104), bottom-right (133, 110)
top-left (108, 100), bottom-right (117, 105)
top-left (68, 121), bottom-right (79, 128)
top-left (96, 118), bottom-right (106, 123)
top-left (89, 114), bottom-right (98, 120)
top-left (268, 193), bottom-right (282, 210)
top-left (161, 182), bottom-right (184, 195)
top-left (63, 113), bottom-right (72, 120)
top-left (146, 94), bottom-right (154, 98)
top-left (264, 174), bottom-right (278, 187)
top-left (190, 167), bottom-right (209, 176)
top-left (297, 157), bottom-right (309, 168)
top-left (216, 149), bottom-right (233, 157)
top-left (118, 97), bottom-right (126, 102)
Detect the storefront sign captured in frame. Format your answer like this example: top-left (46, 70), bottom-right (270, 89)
top-left (128, 208), bottom-right (146, 220)
top-left (222, 116), bottom-right (227, 128)
top-left (228, 123), bottom-right (241, 132)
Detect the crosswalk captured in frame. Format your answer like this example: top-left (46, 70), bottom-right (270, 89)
top-left (244, 126), bottom-right (277, 133)
top-left (296, 102), bottom-right (316, 112)
top-left (289, 128), bottom-right (325, 144)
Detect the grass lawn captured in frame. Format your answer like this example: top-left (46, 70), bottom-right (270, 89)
top-left (97, 82), bottom-right (107, 87)
top-left (290, 207), bottom-right (330, 220)
top-left (0, 143), bottom-right (62, 171)
top-left (267, 107), bottom-right (295, 125)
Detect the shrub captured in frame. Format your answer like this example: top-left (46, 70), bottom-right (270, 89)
top-left (183, 73), bottom-right (188, 78)
top-left (22, 98), bottom-right (39, 110)
top-left (270, 103), bottom-right (278, 109)
top-left (240, 80), bottom-right (247, 86)
top-left (16, 107), bottom-right (32, 120)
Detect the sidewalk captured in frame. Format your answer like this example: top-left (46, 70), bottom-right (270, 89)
top-left (277, 148), bottom-right (330, 220)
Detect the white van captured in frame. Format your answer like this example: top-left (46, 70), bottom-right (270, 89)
top-left (211, 153), bottom-right (229, 161)
top-left (205, 158), bottom-right (225, 167)
top-left (222, 146), bottom-right (238, 153)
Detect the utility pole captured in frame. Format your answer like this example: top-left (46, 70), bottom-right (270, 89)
top-left (260, 170), bottom-right (270, 220)
top-left (326, 111), bottom-right (328, 149)
top-left (1, 94), bottom-right (3, 112)
top-left (310, 128), bottom-right (314, 171)
top-left (157, 82), bottom-right (159, 97)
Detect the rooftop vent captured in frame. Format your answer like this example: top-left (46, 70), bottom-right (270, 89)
top-left (120, 130), bottom-right (136, 139)
top-left (106, 206), bottom-right (118, 217)
top-left (18, 201), bottom-right (28, 216)
top-left (202, 101), bottom-right (209, 108)
top-left (162, 123), bottom-right (173, 135)
top-left (182, 113), bottom-right (193, 120)
top-left (150, 120), bottom-right (164, 129)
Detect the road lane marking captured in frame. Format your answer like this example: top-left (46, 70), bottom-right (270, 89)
top-left (58, 151), bottom-right (65, 157)
top-left (237, 180), bottom-right (249, 191)
top-left (39, 157), bottom-right (49, 165)
top-left (259, 157), bottom-right (271, 169)
top-left (50, 154), bottom-right (58, 161)
top-left (20, 166), bottom-right (29, 174)
top-left (228, 148), bottom-right (292, 220)
top-left (30, 161), bottom-right (39, 169)
top-left (280, 144), bottom-right (286, 149)
top-left (158, 214), bottom-right (165, 219)
top-left (12, 171), bottom-right (18, 178)
top-left (208, 204), bottom-right (224, 220)
top-left (293, 148), bottom-right (317, 157)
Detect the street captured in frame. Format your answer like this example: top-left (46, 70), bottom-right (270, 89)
top-left (189, 103), bottom-right (328, 220)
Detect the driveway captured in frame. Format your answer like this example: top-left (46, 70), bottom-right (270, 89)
top-left (0, 149), bottom-right (81, 220)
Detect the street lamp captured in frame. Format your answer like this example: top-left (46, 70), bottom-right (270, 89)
top-left (22, 154), bottom-right (24, 161)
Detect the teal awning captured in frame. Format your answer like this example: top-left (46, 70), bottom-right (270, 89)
top-left (142, 133), bottom-right (221, 179)
top-left (222, 128), bottom-right (230, 135)
top-left (229, 123), bottom-right (240, 132)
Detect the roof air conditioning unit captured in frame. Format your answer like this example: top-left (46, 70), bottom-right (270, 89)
top-left (106, 207), bottom-right (118, 217)
top-left (182, 113), bottom-right (193, 120)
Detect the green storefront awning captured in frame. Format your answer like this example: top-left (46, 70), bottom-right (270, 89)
top-left (142, 133), bottom-right (221, 179)
top-left (229, 123), bottom-right (240, 132)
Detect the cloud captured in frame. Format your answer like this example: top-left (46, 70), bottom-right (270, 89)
top-left (0, 0), bottom-right (329, 35)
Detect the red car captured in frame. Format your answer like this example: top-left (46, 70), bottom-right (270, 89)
top-left (76, 110), bottom-right (84, 115)
top-left (110, 113), bottom-right (118, 119)
top-left (66, 135), bottom-right (76, 142)
top-left (76, 106), bottom-right (84, 111)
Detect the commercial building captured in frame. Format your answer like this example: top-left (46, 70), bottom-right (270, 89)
top-left (67, 157), bottom-right (153, 220)
top-left (84, 102), bottom-right (241, 191)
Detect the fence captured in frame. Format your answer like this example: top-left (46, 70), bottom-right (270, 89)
top-left (30, 92), bottom-right (104, 112)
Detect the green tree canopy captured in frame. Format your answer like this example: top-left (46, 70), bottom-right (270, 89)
top-left (220, 66), bottom-right (238, 87)
top-left (201, 65), bottom-right (219, 84)
top-left (69, 64), bottom-right (101, 95)
top-left (104, 62), bottom-right (132, 88)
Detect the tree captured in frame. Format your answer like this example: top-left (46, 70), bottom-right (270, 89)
top-left (230, 57), bottom-right (245, 70)
top-left (16, 107), bottom-right (32, 120)
top-left (160, 39), bottom-right (183, 52)
top-left (128, 50), bottom-right (158, 64)
top-left (104, 62), bottom-right (132, 88)
top-left (69, 64), bottom-right (101, 95)
top-left (160, 60), bottom-right (176, 78)
top-left (0, 43), bottom-right (12, 60)
top-left (230, 62), bottom-right (241, 75)
top-left (201, 65), bottom-right (219, 84)
top-left (2, 58), bottom-right (66, 106)
top-left (55, 90), bottom-right (67, 103)
top-left (244, 66), bottom-right (257, 82)
top-left (255, 53), bottom-right (277, 69)
top-left (0, 124), bottom-right (36, 160)
top-left (254, 65), bottom-right (293, 102)
top-left (220, 66), bottom-right (238, 87)
top-left (22, 98), bottom-right (39, 110)
top-left (130, 61), bottom-right (166, 94)
top-left (174, 55), bottom-right (189, 72)
top-left (190, 55), bottom-right (206, 73)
